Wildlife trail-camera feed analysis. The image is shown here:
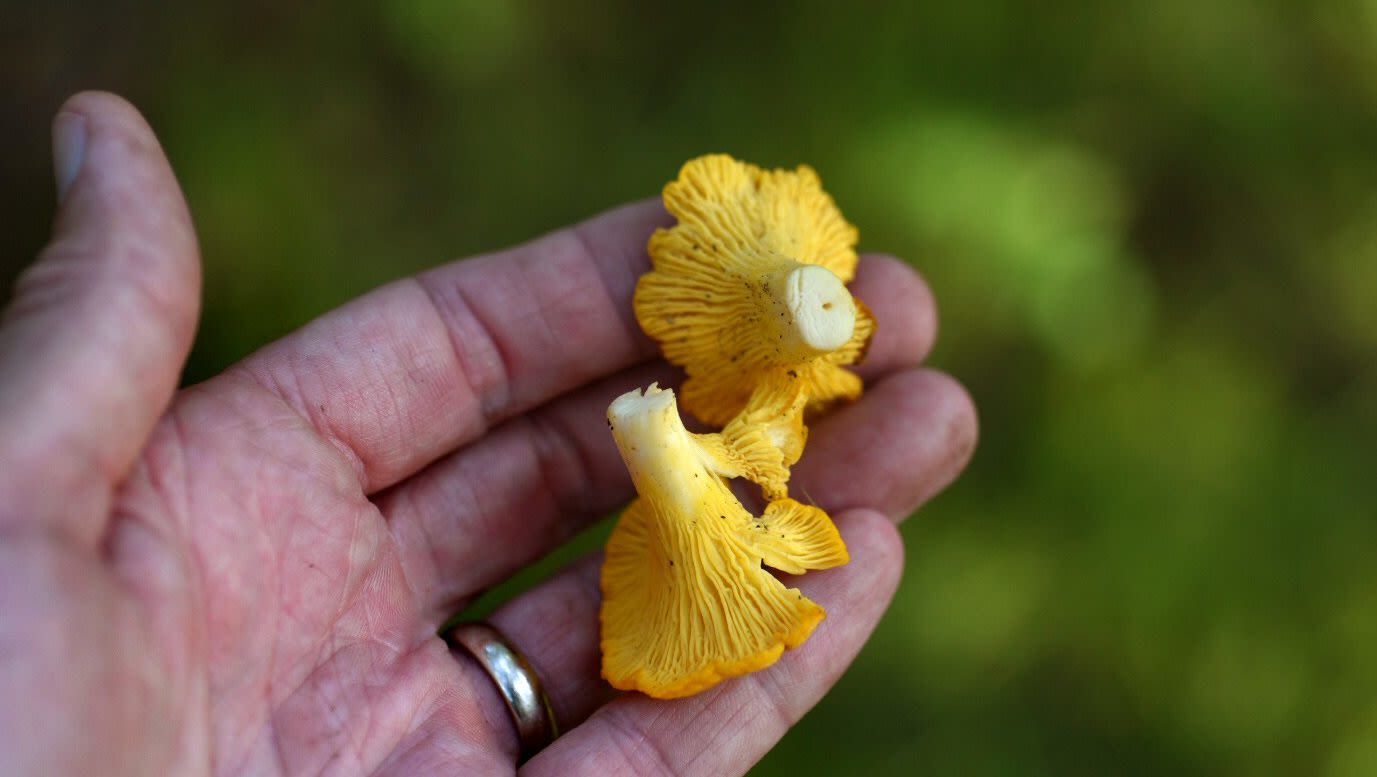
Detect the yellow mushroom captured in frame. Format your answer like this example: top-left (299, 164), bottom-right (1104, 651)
top-left (636, 154), bottom-right (877, 435)
top-left (600, 384), bottom-right (849, 699)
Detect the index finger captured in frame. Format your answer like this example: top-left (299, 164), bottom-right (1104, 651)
top-left (225, 200), bottom-right (671, 493)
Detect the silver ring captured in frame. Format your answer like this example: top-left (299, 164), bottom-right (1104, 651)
top-left (445, 622), bottom-right (558, 762)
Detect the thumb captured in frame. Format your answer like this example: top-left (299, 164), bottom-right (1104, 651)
top-left (0, 92), bottom-right (201, 546)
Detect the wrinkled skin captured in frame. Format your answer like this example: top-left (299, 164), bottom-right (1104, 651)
top-left (0, 93), bottom-right (977, 776)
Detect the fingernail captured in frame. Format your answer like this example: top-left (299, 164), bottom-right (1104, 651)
top-left (52, 111), bottom-right (88, 203)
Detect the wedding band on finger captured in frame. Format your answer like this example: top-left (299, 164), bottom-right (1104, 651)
top-left (445, 621), bottom-right (559, 762)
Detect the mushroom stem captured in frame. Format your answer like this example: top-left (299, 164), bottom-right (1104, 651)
top-left (607, 384), bottom-right (703, 514)
top-left (762, 263), bottom-right (857, 361)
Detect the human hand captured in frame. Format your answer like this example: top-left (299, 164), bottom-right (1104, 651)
top-left (0, 92), bottom-right (977, 776)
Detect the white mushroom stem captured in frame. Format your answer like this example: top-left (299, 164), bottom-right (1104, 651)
top-left (607, 384), bottom-right (704, 516)
top-left (763, 263), bottom-right (857, 361)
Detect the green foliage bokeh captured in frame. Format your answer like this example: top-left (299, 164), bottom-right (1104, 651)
top-left (7, 2), bottom-right (1377, 774)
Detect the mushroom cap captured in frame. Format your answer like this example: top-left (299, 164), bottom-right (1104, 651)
top-left (659, 154), bottom-right (860, 283)
top-left (636, 154), bottom-right (876, 427)
top-left (601, 385), bottom-right (849, 698)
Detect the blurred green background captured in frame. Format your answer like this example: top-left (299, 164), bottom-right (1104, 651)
top-left (6, 1), bottom-right (1377, 774)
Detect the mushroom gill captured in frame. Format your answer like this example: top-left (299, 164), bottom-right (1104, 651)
top-left (635, 154), bottom-right (876, 433)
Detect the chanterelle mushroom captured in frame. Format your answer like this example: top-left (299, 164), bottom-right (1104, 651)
top-left (600, 384), bottom-right (849, 699)
top-left (636, 154), bottom-right (876, 434)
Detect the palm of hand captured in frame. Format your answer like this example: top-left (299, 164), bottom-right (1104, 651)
top-left (0, 94), bottom-right (975, 777)
top-left (126, 380), bottom-right (486, 775)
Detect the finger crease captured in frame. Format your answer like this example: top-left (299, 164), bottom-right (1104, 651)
top-left (525, 409), bottom-right (597, 528)
top-left (567, 222), bottom-right (645, 353)
top-left (602, 710), bottom-right (676, 775)
top-left (414, 276), bottom-right (508, 434)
